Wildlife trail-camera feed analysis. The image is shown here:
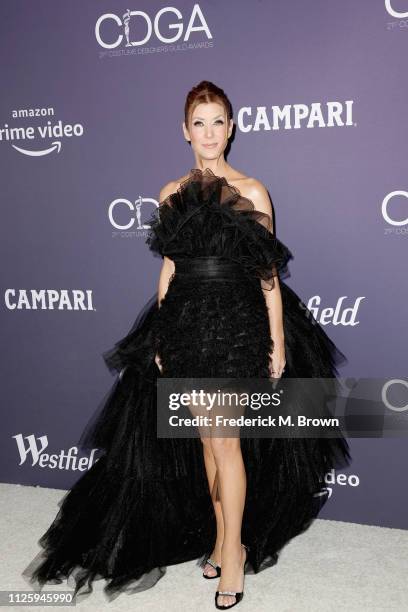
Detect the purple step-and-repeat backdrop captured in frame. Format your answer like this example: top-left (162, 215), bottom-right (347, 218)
top-left (1, 1), bottom-right (407, 529)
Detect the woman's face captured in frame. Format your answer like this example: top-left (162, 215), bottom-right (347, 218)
top-left (183, 102), bottom-right (233, 159)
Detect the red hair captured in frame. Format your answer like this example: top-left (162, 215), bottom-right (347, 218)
top-left (184, 80), bottom-right (233, 127)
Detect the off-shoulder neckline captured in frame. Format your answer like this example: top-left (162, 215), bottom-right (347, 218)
top-left (189, 167), bottom-right (250, 195)
top-left (160, 167), bottom-right (273, 233)
top-left (171, 167), bottom-right (257, 209)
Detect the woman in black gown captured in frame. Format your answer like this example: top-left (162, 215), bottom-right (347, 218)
top-left (23, 80), bottom-right (351, 609)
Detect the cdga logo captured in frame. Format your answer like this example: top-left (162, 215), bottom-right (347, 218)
top-left (385, 0), bottom-right (408, 18)
top-left (95, 4), bottom-right (212, 49)
top-left (109, 196), bottom-right (158, 231)
top-left (382, 379), bottom-right (408, 413)
top-left (382, 191), bottom-right (408, 226)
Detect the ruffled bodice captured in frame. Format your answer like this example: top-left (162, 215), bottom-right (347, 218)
top-left (146, 168), bottom-right (293, 290)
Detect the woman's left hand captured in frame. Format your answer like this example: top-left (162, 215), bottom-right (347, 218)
top-left (268, 338), bottom-right (286, 378)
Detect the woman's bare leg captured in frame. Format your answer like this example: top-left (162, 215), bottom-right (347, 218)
top-left (201, 439), bottom-right (225, 577)
top-left (211, 437), bottom-right (247, 608)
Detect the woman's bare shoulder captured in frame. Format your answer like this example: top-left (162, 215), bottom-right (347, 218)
top-left (158, 172), bottom-right (191, 205)
top-left (228, 172), bottom-right (270, 205)
top-left (232, 173), bottom-right (274, 230)
top-left (173, 172), bottom-right (192, 190)
top-left (158, 179), bottom-right (178, 205)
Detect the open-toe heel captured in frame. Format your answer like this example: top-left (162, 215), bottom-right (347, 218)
top-left (214, 544), bottom-right (249, 610)
top-left (215, 590), bottom-right (243, 610)
top-left (203, 556), bottom-right (221, 579)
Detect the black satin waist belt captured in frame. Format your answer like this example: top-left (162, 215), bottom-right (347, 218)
top-left (174, 256), bottom-right (249, 280)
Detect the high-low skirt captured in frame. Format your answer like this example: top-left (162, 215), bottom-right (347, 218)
top-left (22, 259), bottom-right (351, 601)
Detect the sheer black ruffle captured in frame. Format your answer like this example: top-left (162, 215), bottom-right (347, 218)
top-left (146, 167), bottom-right (293, 291)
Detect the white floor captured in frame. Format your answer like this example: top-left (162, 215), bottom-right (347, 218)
top-left (2, 482), bottom-right (407, 612)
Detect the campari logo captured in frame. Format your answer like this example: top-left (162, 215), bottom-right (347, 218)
top-left (4, 289), bottom-right (95, 311)
top-left (237, 100), bottom-right (354, 132)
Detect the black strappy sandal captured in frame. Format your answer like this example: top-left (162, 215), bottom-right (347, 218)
top-left (214, 544), bottom-right (249, 610)
top-left (215, 590), bottom-right (244, 610)
top-left (203, 556), bottom-right (222, 579)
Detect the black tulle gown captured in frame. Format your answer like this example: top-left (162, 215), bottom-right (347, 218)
top-left (23, 168), bottom-right (351, 601)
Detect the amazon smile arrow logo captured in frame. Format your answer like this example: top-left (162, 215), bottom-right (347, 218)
top-left (12, 140), bottom-right (62, 156)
